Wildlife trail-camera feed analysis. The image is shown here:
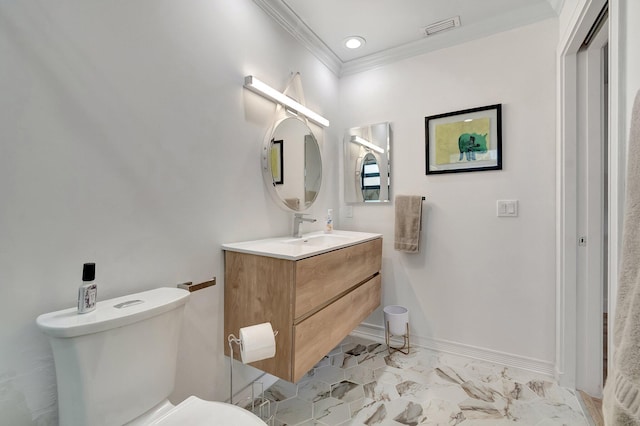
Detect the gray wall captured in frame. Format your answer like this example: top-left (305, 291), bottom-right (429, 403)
top-left (338, 19), bottom-right (558, 370)
top-left (2, 0), bottom-right (639, 424)
top-left (0, 1), bottom-right (339, 424)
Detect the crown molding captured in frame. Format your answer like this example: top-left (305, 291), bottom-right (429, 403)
top-left (252, 0), bottom-right (342, 75)
top-left (341, 2), bottom-right (557, 76)
top-left (254, 0), bottom-right (558, 77)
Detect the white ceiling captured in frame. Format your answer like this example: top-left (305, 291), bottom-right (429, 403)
top-left (252, 0), bottom-right (562, 76)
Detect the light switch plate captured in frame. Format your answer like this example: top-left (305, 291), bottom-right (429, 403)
top-left (497, 200), bottom-right (518, 217)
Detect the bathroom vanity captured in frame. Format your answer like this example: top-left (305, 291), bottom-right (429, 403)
top-left (223, 230), bottom-right (382, 382)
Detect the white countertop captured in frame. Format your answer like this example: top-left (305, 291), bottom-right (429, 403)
top-left (222, 230), bottom-right (382, 260)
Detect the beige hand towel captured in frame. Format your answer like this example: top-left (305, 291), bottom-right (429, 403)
top-left (394, 195), bottom-right (423, 252)
top-left (603, 90), bottom-right (640, 425)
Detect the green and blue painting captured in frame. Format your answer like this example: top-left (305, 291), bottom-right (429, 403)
top-left (435, 117), bottom-right (491, 164)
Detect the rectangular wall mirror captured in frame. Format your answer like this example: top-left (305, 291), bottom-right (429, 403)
top-left (344, 122), bottom-right (391, 203)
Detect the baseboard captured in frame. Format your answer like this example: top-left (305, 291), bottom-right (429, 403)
top-left (352, 322), bottom-right (556, 379)
top-left (555, 366), bottom-right (575, 389)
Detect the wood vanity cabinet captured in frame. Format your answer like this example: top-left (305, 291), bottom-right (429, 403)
top-left (224, 238), bottom-right (382, 383)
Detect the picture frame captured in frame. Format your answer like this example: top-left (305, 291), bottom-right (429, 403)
top-left (270, 139), bottom-right (284, 185)
top-left (425, 104), bottom-right (502, 174)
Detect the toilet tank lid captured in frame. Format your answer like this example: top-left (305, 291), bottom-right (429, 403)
top-left (36, 287), bottom-right (190, 338)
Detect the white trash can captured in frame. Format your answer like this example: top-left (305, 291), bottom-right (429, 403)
top-left (383, 305), bottom-right (410, 354)
top-left (383, 305), bottom-right (409, 336)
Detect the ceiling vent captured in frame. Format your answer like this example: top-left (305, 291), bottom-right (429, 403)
top-left (422, 16), bottom-right (461, 36)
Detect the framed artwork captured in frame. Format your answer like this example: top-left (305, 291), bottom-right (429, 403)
top-left (425, 104), bottom-right (502, 174)
top-left (271, 139), bottom-right (284, 184)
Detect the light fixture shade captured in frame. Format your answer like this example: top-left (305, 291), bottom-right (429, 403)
top-left (244, 75), bottom-right (330, 127)
top-left (351, 135), bottom-right (385, 154)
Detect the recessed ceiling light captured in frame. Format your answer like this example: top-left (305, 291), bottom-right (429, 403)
top-left (344, 36), bottom-right (366, 49)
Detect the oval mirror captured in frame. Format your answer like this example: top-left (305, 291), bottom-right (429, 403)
top-left (344, 122), bottom-right (391, 203)
top-left (262, 117), bottom-right (322, 211)
top-left (361, 153), bottom-right (380, 201)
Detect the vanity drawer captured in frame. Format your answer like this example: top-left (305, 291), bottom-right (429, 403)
top-left (292, 274), bottom-right (381, 382)
top-left (294, 238), bottom-right (382, 319)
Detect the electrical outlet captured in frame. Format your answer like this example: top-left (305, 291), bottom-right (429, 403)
top-left (344, 205), bottom-right (353, 218)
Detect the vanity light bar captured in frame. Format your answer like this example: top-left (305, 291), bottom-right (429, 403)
top-left (351, 135), bottom-right (385, 154)
top-left (244, 75), bottom-right (330, 127)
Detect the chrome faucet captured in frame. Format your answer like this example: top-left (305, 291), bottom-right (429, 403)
top-left (293, 213), bottom-right (317, 238)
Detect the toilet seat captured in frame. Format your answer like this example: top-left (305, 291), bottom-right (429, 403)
top-left (149, 396), bottom-right (267, 425)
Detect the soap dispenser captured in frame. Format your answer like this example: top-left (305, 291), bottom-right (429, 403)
top-left (78, 263), bottom-right (97, 314)
top-left (325, 209), bottom-right (333, 233)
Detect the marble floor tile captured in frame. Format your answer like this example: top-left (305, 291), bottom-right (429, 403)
top-left (259, 336), bottom-right (590, 425)
top-left (265, 379), bottom-right (299, 402)
top-left (345, 365), bottom-right (376, 385)
top-left (274, 397), bottom-right (313, 425)
top-left (298, 379), bottom-right (331, 403)
top-left (332, 381), bottom-right (365, 403)
top-left (313, 365), bottom-right (347, 385)
top-left (314, 397), bottom-right (350, 425)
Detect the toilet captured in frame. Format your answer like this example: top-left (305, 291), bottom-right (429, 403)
top-left (36, 287), bottom-right (266, 426)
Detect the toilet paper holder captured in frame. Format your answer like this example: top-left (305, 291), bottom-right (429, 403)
top-left (227, 323), bottom-right (278, 421)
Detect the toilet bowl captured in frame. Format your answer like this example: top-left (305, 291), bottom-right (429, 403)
top-left (36, 287), bottom-right (266, 426)
top-left (121, 396), bottom-right (266, 426)
top-left (142, 396), bottom-right (266, 425)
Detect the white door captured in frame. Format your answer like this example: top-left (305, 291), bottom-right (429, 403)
top-left (575, 16), bottom-right (609, 398)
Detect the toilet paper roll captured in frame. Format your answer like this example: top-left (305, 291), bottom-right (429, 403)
top-left (239, 322), bottom-right (276, 364)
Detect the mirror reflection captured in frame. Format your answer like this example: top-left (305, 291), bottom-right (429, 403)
top-left (344, 122), bottom-right (391, 203)
top-left (262, 117), bottom-right (322, 211)
top-left (361, 153), bottom-right (380, 201)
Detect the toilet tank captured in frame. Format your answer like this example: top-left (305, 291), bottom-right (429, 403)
top-left (36, 287), bottom-right (190, 426)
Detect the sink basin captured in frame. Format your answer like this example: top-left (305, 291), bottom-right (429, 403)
top-left (222, 230), bottom-right (382, 260)
top-left (282, 233), bottom-right (352, 246)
